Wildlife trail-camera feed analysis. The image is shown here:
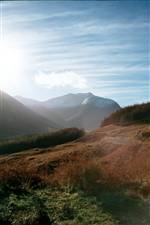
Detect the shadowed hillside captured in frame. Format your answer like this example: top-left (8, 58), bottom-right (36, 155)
top-left (16, 93), bottom-right (120, 130)
top-left (0, 123), bottom-right (149, 225)
top-left (0, 91), bottom-right (59, 139)
top-left (0, 102), bottom-right (149, 225)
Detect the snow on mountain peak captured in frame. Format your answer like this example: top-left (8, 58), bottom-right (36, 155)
top-left (82, 95), bottom-right (118, 108)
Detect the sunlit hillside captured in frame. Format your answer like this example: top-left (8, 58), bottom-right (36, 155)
top-left (0, 102), bottom-right (150, 225)
top-left (101, 102), bottom-right (150, 127)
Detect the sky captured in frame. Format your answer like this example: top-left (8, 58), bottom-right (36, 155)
top-left (0, 0), bottom-right (149, 106)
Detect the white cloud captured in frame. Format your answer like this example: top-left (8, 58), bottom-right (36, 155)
top-left (34, 71), bottom-right (88, 89)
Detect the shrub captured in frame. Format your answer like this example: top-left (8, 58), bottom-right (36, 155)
top-left (101, 102), bottom-right (150, 127)
top-left (0, 191), bottom-right (52, 225)
top-left (0, 128), bottom-right (85, 154)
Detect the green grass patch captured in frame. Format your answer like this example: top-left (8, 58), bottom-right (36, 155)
top-left (0, 186), bottom-right (118, 225)
top-left (1, 185), bottom-right (150, 225)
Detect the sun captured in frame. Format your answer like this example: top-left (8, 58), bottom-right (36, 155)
top-left (0, 40), bottom-right (23, 91)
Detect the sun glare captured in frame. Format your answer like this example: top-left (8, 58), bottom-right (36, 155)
top-left (0, 40), bottom-right (24, 91)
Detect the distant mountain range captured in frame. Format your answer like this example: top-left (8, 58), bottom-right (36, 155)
top-left (0, 91), bottom-right (58, 139)
top-left (16, 92), bottom-right (120, 131)
top-left (0, 91), bottom-right (121, 139)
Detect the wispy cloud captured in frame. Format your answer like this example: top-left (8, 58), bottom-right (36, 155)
top-left (94, 86), bottom-right (149, 99)
top-left (4, 10), bottom-right (85, 24)
top-left (34, 71), bottom-right (88, 89)
top-left (2, 1), bottom-right (149, 105)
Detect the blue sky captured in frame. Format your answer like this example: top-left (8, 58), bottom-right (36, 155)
top-left (1, 0), bottom-right (149, 106)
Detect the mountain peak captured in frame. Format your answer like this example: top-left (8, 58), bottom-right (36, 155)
top-left (45, 92), bottom-right (95, 108)
top-left (81, 95), bottom-right (120, 108)
top-left (44, 92), bottom-right (120, 110)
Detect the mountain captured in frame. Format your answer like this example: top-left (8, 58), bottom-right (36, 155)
top-left (65, 104), bottom-right (119, 130)
top-left (15, 95), bottom-right (41, 106)
top-left (44, 93), bottom-right (120, 130)
top-left (15, 93), bottom-right (120, 130)
top-left (15, 96), bottom-right (69, 128)
top-left (28, 105), bottom-right (69, 128)
top-left (0, 91), bottom-right (58, 139)
top-left (44, 92), bottom-right (94, 108)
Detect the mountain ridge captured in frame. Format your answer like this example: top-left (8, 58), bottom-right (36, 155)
top-left (0, 91), bottom-right (59, 139)
top-left (15, 92), bottom-right (120, 130)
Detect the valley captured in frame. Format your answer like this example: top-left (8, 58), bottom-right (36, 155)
top-left (0, 119), bottom-right (150, 224)
top-left (0, 90), bottom-right (149, 225)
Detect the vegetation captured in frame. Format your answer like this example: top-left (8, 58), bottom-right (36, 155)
top-left (0, 128), bottom-right (84, 154)
top-left (0, 156), bottom-right (150, 225)
top-left (0, 115), bottom-right (150, 225)
top-left (0, 186), bottom-right (119, 225)
top-left (101, 102), bottom-right (150, 126)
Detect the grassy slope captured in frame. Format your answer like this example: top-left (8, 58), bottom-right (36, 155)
top-left (1, 124), bottom-right (149, 188)
top-left (0, 123), bottom-right (150, 225)
top-left (101, 102), bottom-right (150, 126)
top-left (0, 102), bottom-right (150, 225)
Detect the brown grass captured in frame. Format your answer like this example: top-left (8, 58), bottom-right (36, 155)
top-left (101, 102), bottom-right (150, 127)
top-left (0, 124), bottom-right (150, 197)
